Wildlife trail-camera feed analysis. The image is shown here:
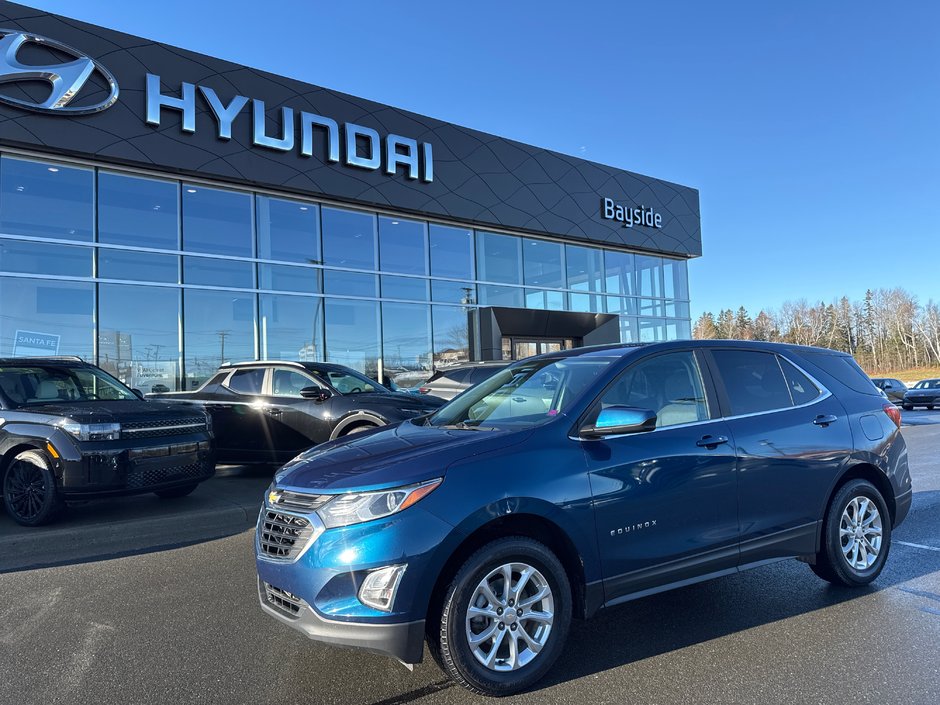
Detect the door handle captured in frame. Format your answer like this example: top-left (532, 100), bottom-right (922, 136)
top-left (813, 414), bottom-right (838, 426)
top-left (696, 435), bottom-right (729, 448)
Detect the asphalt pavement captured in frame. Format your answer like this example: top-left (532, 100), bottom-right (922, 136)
top-left (1, 424), bottom-right (939, 705)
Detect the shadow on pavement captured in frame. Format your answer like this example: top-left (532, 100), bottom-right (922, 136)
top-left (529, 488), bottom-right (940, 694)
top-left (0, 464), bottom-right (273, 573)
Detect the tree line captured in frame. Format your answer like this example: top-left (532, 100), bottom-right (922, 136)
top-left (693, 288), bottom-right (940, 373)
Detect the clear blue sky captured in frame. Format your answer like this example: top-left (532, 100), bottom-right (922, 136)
top-left (21, 0), bottom-right (940, 319)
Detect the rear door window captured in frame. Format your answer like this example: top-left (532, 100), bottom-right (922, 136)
top-left (778, 357), bottom-right (822, 405)
top-left (711, 350), bottom-right (792, 415)
top-left (226, 368), bottom-right (266, 395)
top-left (443, 368), bottom-right (471, 384)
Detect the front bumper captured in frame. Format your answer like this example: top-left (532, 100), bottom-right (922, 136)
top-left (257, 578), bottom-right (425, 663)
top-left (903, 396), bottom-right (938, 406)
top-left (254, 500), bottom-right (455, 664)
top-left (57, 435), bottom-right (215, 498)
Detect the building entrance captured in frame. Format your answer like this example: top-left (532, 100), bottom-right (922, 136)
top-left (502, 337), bottom-right (576, 360)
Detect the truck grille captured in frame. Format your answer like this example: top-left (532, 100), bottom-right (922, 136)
top-left (123, 417), bottom-right (207, 439)
top-left (258, 510), bottom-right (314, 560)
top-left (261, 581), bottom-right (303, 618)
top-left (126, 460), bottom-right (212, 489)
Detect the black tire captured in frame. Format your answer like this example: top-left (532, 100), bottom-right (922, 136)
top-left (811, 479), bottom-right (891, 587)
top-left (2, 449), bottom-right (64, 526)
top-left (154, 483), bottom-right (199, 499)
top-left (433, 536), bottom-right (571, 696)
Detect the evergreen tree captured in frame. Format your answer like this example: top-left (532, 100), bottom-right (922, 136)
top-left (692, 312), bottom-right (720, 339)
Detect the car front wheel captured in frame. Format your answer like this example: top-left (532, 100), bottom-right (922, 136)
top-left (433, 536), bottom-right (571, 696)
top-left (811, 478), bottom-right (891, 586)
top-left (2, 449), bottom-right (64, 526)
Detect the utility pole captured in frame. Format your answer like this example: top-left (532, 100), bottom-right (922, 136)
top-left (217, 330), bottom-right (231, 365)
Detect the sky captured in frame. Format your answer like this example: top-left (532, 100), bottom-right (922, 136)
top-left (19, 0), bottom-right (940, 320)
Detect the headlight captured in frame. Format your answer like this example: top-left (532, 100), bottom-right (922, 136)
top-left (316, 478), bottom-right (442, 529)
top-left (58, 421), bottom-right (121, 441)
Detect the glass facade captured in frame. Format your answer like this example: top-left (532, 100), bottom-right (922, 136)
top-left (0, 153), bottom-right (692, 391)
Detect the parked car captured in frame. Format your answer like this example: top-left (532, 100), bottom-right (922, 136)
top-left (871, 378), bottom-right (907, 403)
top-left (149, 361), bottom-right (445, 465)
top-left (0, 357), bottom-right (214, 526)
top-left (901, 378), bottom-right (940, 410)
top-left (417, 361), bottom-right (510, 400)
top-left (254, 341), bottom-right (911, 695)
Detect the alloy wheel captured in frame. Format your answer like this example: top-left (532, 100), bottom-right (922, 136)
top-left (5, 460), bottom-right (48, 522)
top-left (464, 562), bottom-right (555, 672)
top-left (840, 495), bottom-right (883, 571)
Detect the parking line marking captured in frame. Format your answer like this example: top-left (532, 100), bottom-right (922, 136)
top-left (896, 540), bottom-right (940, 552)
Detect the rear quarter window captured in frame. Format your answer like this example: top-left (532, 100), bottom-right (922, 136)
top-left (796, 353), bottom-right (880, 396)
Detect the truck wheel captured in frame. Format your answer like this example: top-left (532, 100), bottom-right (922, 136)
top-left (2, 450), bottom-right (64, 526)
top-left (811, 479), bottom-right (891, 587)
top-left (433, 536), bottom-right (571, 696)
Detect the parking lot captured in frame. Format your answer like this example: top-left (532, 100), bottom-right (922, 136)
top-left (1, 415), bottom-right (939, 705)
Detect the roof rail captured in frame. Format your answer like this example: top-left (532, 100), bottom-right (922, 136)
top-left (15, 355), bottom-right (86, 363)
top-left (224, 359), bottom-right (308, 368)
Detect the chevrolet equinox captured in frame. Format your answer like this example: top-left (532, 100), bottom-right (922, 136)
top-left (255, 341), bottom-right (911, 696)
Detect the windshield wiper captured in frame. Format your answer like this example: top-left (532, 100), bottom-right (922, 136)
top-left (439, 420), bottom-right (492, 431)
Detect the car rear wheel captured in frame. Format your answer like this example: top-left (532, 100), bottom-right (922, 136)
top-left (811, 479), bottom-right (891, 587)
top-left (154, 483), bottom-right (199, 499)
top-left (433, 536), bottom-right (571, 696)
top-left (2, 450), bottom-right (63, 526)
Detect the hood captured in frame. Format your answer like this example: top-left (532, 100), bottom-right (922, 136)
top-left (348, 391), bottom-right (445, 409)
top-left (19, 399), bottom-right (205, 424)
top-left (275, 419), bottom-right (531, 492)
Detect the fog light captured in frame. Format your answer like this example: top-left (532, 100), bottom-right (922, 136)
top-left (358, 565), bottom-right (407, 612)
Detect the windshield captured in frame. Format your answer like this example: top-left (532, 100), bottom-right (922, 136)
top-left (311, 368), bottom-right (387, 394)
top-left (427, 356), bottom-right (614, 429)
top-left (0, 365), bottom-right (137, 406)
top-left (913, 379), bottom-right (940, 389)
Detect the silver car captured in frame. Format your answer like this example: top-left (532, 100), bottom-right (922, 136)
top-left (417, 361), bottom-right (509, 400)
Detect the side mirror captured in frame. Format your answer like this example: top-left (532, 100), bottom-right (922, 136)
top-left (883, 383), bottom-right (892, 389)
top-left (300, 386), bottom-right (332, 402)
top-left (131, 388), bottom-right (144, 399)
top-left (581, 405), bottom-right (656, 438)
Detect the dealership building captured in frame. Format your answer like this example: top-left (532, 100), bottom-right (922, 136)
top-left (0, 3), bottom-right (702, 392)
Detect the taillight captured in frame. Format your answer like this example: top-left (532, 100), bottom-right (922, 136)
top-left (418, 387), bottom-right (430, 394)
top-left (883, 403), bottom-right (902, 429)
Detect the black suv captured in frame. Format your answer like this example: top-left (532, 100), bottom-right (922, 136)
top-left (149, 361), bottom-right (444, 465)
top-left (0, 358), bottom-right (215, 526)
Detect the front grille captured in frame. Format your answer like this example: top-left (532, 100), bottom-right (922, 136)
top-left (270, 489), bottom-right (330, 512)
top-left (258, 510), bottom-right (314, 560)
top-left (126, 461), bottom-right (211, 489)
top-left (123, 417), bottom-right (207, 439)
top-left (262, 581), bottom-right (303, 618)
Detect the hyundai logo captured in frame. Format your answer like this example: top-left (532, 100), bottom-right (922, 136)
top-left (0, 28), bottom-right (119, 114)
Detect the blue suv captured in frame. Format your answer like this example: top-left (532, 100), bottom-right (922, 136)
top-left (255, 341), bottom-right (911, 696)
